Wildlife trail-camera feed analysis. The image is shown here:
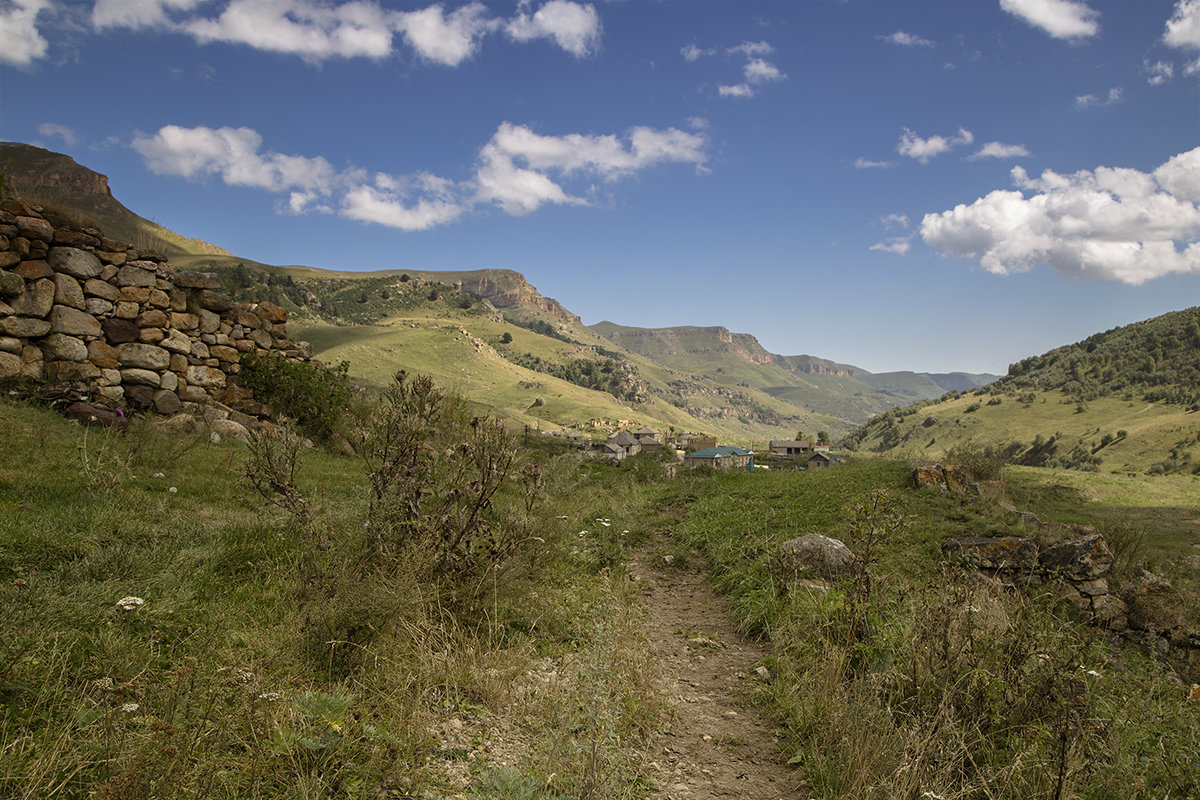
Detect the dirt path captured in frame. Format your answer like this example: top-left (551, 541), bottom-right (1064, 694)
top-left (630, 533), bottom-right (806, 800)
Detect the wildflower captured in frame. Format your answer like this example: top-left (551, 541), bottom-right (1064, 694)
top-left (1086, 669), bottom-right (1101, 677)
top-left (116, 596), bottom-right (145, 611)
top-left (601, 522), bottom-right (611, 527)
top-left (168, 486), bottom-right (178, 494)
top-left (121, 702), bottom-right (139, 713)
top-left (555, 515), bottom-right (569, 520)
top-left (258, 692), bottom-right (282, 702)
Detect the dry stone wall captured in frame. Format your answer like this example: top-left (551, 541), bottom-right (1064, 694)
top-left (0, 200), bottom-right (312, 417)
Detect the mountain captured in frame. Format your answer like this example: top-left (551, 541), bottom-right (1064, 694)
top-left (1, 142), bottom-right (995, 443)
top-left (0, 142), bottom-right (230, 258)
top-left (844, 307), bottom-right (1200, 474)
top-left (589, 321), bottom-right (997, 420)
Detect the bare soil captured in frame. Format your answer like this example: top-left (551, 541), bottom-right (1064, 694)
top-left (631, 533), bottom-right (807, 800)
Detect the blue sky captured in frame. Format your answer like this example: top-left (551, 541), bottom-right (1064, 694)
top-left (2, 0), bottom-right (1198, 374)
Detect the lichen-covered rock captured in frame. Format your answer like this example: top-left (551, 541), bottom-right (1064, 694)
top-left (10, 278), bottom-right (55, 317)
top-left (1090, 594), bottom-right (1129, 631)
top-left (913, 463), bottom-right (972, 493)
top-left (942, 536), bottom-right (1038, 572)
top-left (117, 343), bottom-right (170, 371)
top-left (774, 534), bottom-right (857, 581)
top-left (41, 333), bottom-right (88, 362)
top-left (50, 304), bottom-right (102, 337)
top-left (1039, 533), bottom-right (1113, 581)
top-left (173, 271), bottom-right (221, 290)
top-left (253, 300), bottom-right (288, 324)
top-left (0, 270), bottom-right (23, 298)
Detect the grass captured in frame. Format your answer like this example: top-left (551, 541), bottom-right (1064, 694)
top-left (656, 459), bottom-right (1200, 799)
top-left (0, 396), bottom-right (664, 799)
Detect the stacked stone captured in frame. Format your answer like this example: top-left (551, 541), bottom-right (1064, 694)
top-left (0, 201), bottom-right (313, 416)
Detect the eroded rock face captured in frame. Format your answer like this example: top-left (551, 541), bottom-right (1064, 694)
top-left (775, 534), bottom-right (857, 581)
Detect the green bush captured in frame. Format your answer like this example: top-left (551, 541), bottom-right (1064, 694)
top-left (237, 352), bottom-right (351, 440)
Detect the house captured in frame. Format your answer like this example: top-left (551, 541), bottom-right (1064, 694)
top-left (769, 439), bottom-right (815, 459)
top-left (600, 443), bottom-right (626, 461)
top-left (685, 446), bottom-right (755, 470)
top-left (632, 427), bottom-right (660, 442)
top-left (638, 435), bottom-right (661, 450)
top-left (806, 451), bottom-right (833, 469)
top-left (607, 430), bottom-right (641, 456)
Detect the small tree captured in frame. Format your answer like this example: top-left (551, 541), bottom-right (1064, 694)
top-left (817, 431), bottom-right (829, 445)
top-left (500, 331), bottom-right (513, 344)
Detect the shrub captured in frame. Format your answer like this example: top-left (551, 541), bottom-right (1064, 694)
top-left (238, 352), bottom-right (351, 441)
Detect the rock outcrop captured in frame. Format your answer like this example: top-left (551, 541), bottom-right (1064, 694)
top-left (912, 463), bottom-right (973, 494)
top-left (774, 533), bottom-right (856, 581)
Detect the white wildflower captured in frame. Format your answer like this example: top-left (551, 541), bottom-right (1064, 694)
top-left (121, 702), bottom-right (139, 713)
top-left (116, 596), bottom-right (144, 611)
top-left (258, 692), bottom-right (282, 702)
top-left (168, 486), bottom-right (177, 494)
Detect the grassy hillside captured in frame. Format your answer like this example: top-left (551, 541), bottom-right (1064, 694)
top-left (847, 307), bottom-right (1200, 474)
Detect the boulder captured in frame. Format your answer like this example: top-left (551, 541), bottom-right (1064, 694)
top-left (0, 316), bottom-right (52, 337)
top-left (101, 317), bottom-right (140, 344)
top-left (84, 278), bottom-right (120, 302)
top-left (135, 309), bottom-right (169, 329)
top-left (115, 265), bottom-right (156, 288)
top-left (152, 389), bottom-right (182, 415)
top-left (0, 351), bottom-right (21, 379)
top-left (50, 305), bottom-right (102, 337)
top-left (253, 301), bottom-right (288, 324)
top-left (47, 247), bottom-right (102, 280)
top-left (53, 273), bottom-right (85, 310)
top-left (942, 536), bottom-right (1038, 572)
top-left (173, 271), bottom-right (221, 290)
top-left (211, 418), bottom-right (250, 441)
top-left (1122, 571), bottom-right (1187, 633)
top-left (88, 340), bottom-right (120, 369)
top-left (124, 384), bottom-right (155, 409)
top-left (41, 333), bottom-right (88, 362)
top-left (0, 270), bottom-right (23, 298)
top-left (775, 534), bottom-right (857, 581)
top-left (9, 278), bottom-right (55, 317)
top-left (120, 368), bottom-right (161, 387)
top-left (1090, 594), bottom-right (1129, 632)
top-left (15, 215), bottom-right (54, 242)
top-left (13, 260), bottom-right (52, 280)
top-left (117, 343), bottom-right (171, 371)
top-left (196, 289), bottom-right (234, 312)
top-left (160, 329), bottom-right (192, 354)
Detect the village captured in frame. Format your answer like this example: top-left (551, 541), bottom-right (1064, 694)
top-left (552, 423), bottom-right (840, 471)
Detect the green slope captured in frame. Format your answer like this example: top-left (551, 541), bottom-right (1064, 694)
top-left (845, 307), bottom-right (1200, 474)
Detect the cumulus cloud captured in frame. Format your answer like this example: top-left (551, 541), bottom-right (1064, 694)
top-left (718, 83), bottom-right (754, 98)
top-left (920, 147), bottom-right (1200, 285)
top-left (969, 141), bottom-right (1031, 160)
top-left (1164, 0), bottom-right (1200, 73)
top-left (680, 43), bottom-right (713, 61)
top-left (0, 0), bottom-right (51, 67)
top-left (878, 31), bottom-right (934, 47)
top-left (685, 39), bottom-right (785, 99)
top-left (393, 3), bottom-right (496, 66)
top-left (897, 127), bottom-right (974, 163)
top-left (37, 122), bottom-right (77, 146)
top-left (132, 125), bottom-right (337, 193)
top-left (1075, 87), bottom-right (1123, 108)
top-left (728, 40), bottom-right (773, 57)
top-left (743, 57), bottom-right (785, 84)
top-left (999, 0), bottom-right (1099, 40)
top-left (91, 0), bottom-right (599, 64)
top-left (870, 237), bottom-right (912, 255)
top-left (131, 121), bottom-right (706, 231)
top-left (505, 0), bottom-right (600, 57)
top-left (855, 157), bottom-right (894, 169)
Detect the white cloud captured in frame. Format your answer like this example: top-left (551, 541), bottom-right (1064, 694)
top-left (718, 83), bottom-right (754, 98)
top-left (727, 41), bottom-right (773, 57)
top-left (897, 126), bottom-right (974, 163)
top-left (1164, 0), bottom-right (1200, 49)
top-left (686, 116), bottom-right (709, 130)
top-left (93, 0), bottom-right (204, 30)
top-left (1075, 87), bottom-right (1123, 108)
top-left (969, 141), bottom-right (1032, 160)
top-left (1144, 59), bottom-right (1175, 85)
top-left (855, 157), bottom-right (894, 169)
top-left (91, 0), bottom-right (600, 64)
top-left (37, 122), bottom-right (77, 146)
top-left (505, 0), bottom-right (600, 58)
top-left (132, 125), bottom-right (336, 193)
top-left (870, 237), bottom-right (912, 255)
top-left (132, 121), bottom-right (705, 230)
top-left (0, 0), bottom-right (51, 67)
top-left (999, 0), bottom-right (1099, 40)
top-left (181, 0), bottom-right (393, 61)
top-left (743, 57), bottom-right (785, 84)
top-left (880, 213), bottom-right (910, 230)
top-left (393, 2), bottom-right (496, 66)
top-left (680, 43), bottom-right (713, 61)
top-left (920, 147), bottom-right (1200, 285)
top-left (878, 31), bottom-right (934, 47)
